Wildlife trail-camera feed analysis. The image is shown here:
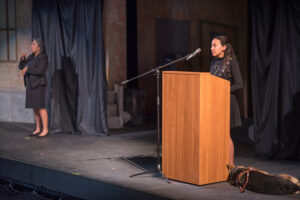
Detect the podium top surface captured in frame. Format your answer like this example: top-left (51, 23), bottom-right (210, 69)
top-left (162, 71), bottom-right (210, 75)
top-left (162, 71), bottom-right (230, 84)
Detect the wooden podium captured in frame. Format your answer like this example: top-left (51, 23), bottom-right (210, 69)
top-left (162, 71), bottom-right (230, 185)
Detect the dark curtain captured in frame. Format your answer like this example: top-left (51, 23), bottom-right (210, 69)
top-left (32, 0), bottom-right (108, 135)
top-left (251, 0), bottom-right (300, 159)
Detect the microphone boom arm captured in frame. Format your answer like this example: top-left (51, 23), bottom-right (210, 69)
top-left (121, 48), bottom-right (201, 85)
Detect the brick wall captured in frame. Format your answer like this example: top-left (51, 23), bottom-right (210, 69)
top-left (0, 0), bottom-right (32, 91)
top-left (103, 0), bottom-right (127, 90)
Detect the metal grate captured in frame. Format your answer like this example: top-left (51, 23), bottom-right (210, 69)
top-left (0, 179), bottom-right (82, 200)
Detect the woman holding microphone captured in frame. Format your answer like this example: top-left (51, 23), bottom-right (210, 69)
top-left (19, 38), bottom-right (49, 138)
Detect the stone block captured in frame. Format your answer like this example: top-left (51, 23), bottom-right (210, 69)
top-left (107, 116), bottom-right (121, 129)
top-left (124, 88), bottom-right (146, 125)
top-left (107, 104), bottom-right (118, 117)
top-left (107, 91), bottom-right (116, 105)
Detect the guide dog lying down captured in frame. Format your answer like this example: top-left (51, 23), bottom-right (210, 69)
top-left (227, 165), bottom-right (300, 195)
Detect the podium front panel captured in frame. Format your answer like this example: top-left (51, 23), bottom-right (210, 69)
top-left (162, 71), bottom-right (201, 184)
top-left (162, 71), bottom-right (230, 185)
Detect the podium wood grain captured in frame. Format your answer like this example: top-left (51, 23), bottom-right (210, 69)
top-left (162, 71), bottom-right (230, 185)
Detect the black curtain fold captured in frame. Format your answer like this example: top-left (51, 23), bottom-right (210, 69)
top-left (251, 0), bottom-right (300, 159)
top-left (32, 0), bottom-right (108, 135)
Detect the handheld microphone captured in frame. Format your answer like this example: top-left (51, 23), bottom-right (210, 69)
top-left (186, 48), bottom-right (201, 61)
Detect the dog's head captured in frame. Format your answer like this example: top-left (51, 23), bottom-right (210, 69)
top-left (226, 165), bottom-right (247, 186)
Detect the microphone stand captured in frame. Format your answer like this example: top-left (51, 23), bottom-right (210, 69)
top-left (121, 50), bottom-right (199, 182)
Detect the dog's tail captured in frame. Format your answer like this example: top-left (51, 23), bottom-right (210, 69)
top-left (295, 178), bottom-right (300, 193)
top-left (297, 182), bottom-right (300, 191)
top-left (278, 174), bottom-right (300, 193)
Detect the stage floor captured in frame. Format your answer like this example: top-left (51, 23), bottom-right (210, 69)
top-left (0, 122), bottom-right (300, 200)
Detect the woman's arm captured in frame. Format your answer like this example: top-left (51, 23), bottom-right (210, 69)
top-left (18, 54), bottom-right (34, 70)
top-left (230, 60), bottom-right (243, 93)
top-left (26, 53), bottom-right (48, 76)
top-left (18, 54), bottom-right (28, 70)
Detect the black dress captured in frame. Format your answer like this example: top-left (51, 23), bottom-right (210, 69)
top-left (18, 52), bottom-right (48, 109)
top-left (210, 57), bottom-right (243, 128)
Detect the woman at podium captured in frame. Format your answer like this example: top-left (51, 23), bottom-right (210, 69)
top-left (210, 35), bottom-right (243, 165)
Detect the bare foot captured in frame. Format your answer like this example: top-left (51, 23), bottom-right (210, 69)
top-left (38, 130), bottom-right (49, 137)
top-left (32, 129), bottom-right (41, 135)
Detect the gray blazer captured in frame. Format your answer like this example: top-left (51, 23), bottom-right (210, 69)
top-left (18, 52), bottom-right (48, 89)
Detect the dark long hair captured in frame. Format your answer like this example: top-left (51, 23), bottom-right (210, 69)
top-left (213, 35), bottom-right (236, 77)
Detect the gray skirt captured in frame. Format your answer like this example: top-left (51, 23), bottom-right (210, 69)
top-left (25, 77), bottom-right (46, 109)
top-left (230, 94), bottom-right (242, 128)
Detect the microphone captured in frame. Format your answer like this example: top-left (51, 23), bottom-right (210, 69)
top-left (186, 48), bottom-right (201, 61)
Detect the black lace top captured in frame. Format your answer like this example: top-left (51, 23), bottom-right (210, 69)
top-left (210, 58), bottom-right (243, 93)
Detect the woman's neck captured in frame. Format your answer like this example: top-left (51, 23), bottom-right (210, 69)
top-left (217, 53), bottom-right (225, 59)
top-left (34, 51), bottom-right (40, 57)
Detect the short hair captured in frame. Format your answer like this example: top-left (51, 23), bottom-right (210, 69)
top-left (32, 38), bottom-right (45, 53)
